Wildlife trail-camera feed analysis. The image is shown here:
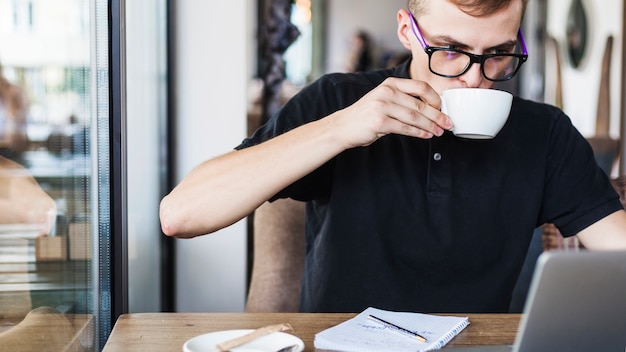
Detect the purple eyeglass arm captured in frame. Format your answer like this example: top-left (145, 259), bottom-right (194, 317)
top-left (517, 28), bottom-right (528, 55)
top-left (409, 13), bottom-right (428, 48)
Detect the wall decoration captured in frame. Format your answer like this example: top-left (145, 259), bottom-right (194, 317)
top-left (258, 0), bottom-right (301, 124)
top-left (546, 0), bottom-right (623, 145)
top-left (565, 0), bottom-right (588, 68)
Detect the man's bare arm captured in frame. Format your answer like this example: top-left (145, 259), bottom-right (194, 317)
top-left (159, 116), bottom-right (345, 238)
top-left (159, 77), bottom-right (453, 238)
top-left (577, 210), bottom-right (626, 250)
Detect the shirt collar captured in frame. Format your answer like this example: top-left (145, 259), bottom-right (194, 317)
top-left (392, 56), bottom-right (412, 79)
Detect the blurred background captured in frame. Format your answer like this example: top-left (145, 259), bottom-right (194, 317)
top-left (0, 0), bottom-right (623, 350)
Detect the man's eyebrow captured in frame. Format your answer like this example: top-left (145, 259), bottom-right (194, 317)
top-left (430, 34), bottom-right (518, 51)
top-left (489, 39), bottom-right (518, 51)
top-left (429, 34), bottom-right (468, 48)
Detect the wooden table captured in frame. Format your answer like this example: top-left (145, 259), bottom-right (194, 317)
top-left (0, 313), bottom-right (94, 351)
top-left (102, 312), bottom-right (520, 351)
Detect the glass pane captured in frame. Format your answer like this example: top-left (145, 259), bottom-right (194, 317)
top-left (0, 0), bottom-right (111, 349)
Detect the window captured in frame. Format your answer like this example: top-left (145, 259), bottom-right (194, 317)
top-left (0, 0), bottom-right (122, 349)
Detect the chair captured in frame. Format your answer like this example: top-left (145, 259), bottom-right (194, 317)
top-left (245, 76), bottom-right (305, 312)
top-left (246, 198), bottom-right (305, 312)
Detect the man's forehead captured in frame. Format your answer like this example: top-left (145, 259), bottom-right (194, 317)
top-left (417, 1), bottom-right (523, 29)
top-left (414, 0), bottom-right (525, 21)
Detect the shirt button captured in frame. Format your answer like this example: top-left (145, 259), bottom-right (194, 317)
top-left (433, 153), bottom-right (442, 161)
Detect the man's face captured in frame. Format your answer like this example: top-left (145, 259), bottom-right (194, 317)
top-left (402, 0), bottom-right (524, 94)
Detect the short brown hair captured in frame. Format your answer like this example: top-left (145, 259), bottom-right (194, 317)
top-left (408, 0), bottom-right (528, 18)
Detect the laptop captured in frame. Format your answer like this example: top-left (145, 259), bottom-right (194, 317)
top-left (445, 250), bottom-right (626, 352)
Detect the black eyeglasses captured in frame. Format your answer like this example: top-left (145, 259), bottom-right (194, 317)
top-left (409, 12), bottom-right (528, 82)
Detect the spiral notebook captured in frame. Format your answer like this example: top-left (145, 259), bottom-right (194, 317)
top-left (314, 307), bottom-right (469, 352)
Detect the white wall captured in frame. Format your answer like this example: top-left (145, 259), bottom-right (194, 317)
top-left (126, 0), bottom-right (166, 313)
top-left (546, 0), bottom-right (623, 138)
top-left (174, 0), bottom-right (249, 312)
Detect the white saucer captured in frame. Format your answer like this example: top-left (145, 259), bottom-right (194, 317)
top-left (182, 329), bottom-right (305, 352)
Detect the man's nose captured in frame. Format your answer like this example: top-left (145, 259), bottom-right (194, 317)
top-left (459, 62), bottom-right (484, 88)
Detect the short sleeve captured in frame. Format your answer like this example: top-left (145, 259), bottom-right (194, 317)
top-left (540, 111), bottom-right (622, 235)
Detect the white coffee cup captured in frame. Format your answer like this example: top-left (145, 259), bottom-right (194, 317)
top-left (440, 88), bottom-right (513, 139)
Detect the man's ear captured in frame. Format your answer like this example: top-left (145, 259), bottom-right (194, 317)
top-left (397, 9), bottom-right (413, 51)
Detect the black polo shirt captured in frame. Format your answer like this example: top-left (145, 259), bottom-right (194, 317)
top-left (237, 60), bottom-right (622, 313)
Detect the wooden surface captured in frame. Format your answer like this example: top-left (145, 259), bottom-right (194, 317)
top-left (0, 312), bottom-right (94, 351)
top-left (102, 312), bottom-right (520, 352)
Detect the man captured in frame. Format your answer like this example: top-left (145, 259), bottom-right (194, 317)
top-left (160, 0), bottom-right (626, 313)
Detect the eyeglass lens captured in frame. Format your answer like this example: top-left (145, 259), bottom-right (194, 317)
top-left (429, 50), bottom-right (522, 81)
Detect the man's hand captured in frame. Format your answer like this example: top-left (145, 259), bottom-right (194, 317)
top-left (329, 77), bottom-right (454, 149)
